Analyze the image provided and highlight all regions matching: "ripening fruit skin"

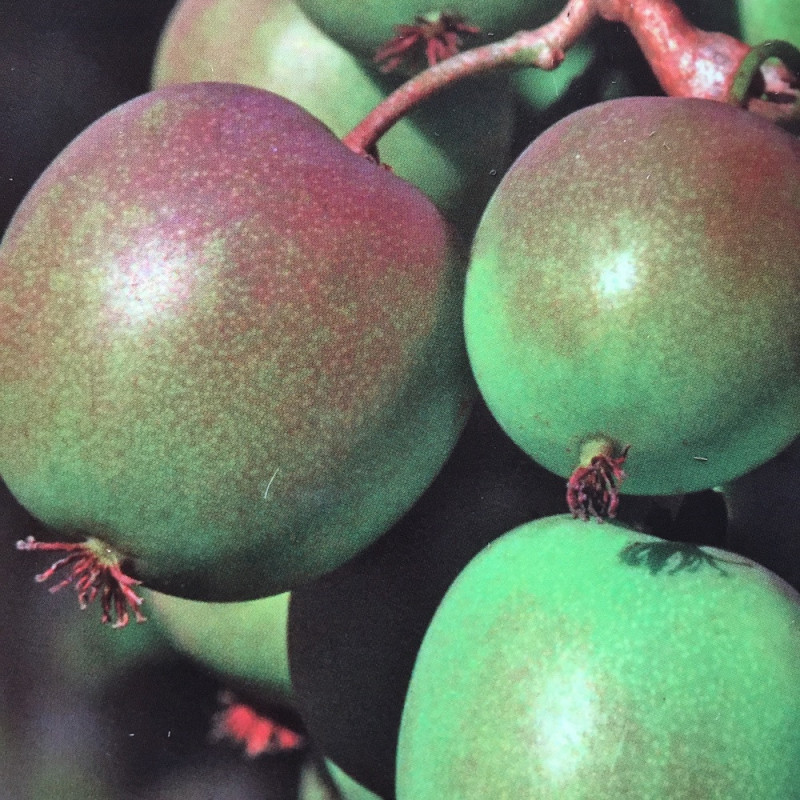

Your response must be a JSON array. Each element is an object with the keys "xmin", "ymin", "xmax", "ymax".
[
  {"xmin": 397, "ymin": 514, "xmax": 800, "ymax": 799},
  {"xmin": 287, "ymin": 399, "xmax": 719, "ymax": 799},
  {"xmin": 150, "ymin": 0, "xmax": 515, "ymax": 238},
  {"xmin": 0, "ymin": 82, "xmax": 472, "ymax": 601},
  {"xmin": 464, "ymin": 96, "xmax": 800, "ymax": 497},
  {"xmin": 293, "ymin": 0, "xmax": 564, "ymax": 65}
]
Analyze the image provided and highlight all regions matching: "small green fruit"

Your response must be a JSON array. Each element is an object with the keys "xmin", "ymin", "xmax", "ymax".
[
  {"xmin": 293, "ymin": 0, "xmax": 564, "ymax": 66},
  {"xmin": 397, "ymin": 514, "xmax": 800, "ymax": 798},
  {"xmin": 146, "ymin": 590, "xmax": 293, "ymax": 701}
]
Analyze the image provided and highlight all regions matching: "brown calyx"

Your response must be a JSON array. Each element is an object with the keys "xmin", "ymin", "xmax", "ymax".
[{"xmin": 566, "ymin": 443, "xmax": 631, "ymax": 521}]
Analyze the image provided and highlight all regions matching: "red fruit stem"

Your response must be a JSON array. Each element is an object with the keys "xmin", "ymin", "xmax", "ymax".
[
  {"xmin": 342, "ymin": 0, "xmax": 799, "ymax": 157},
  {"xmin": 15, "ymin": 535, "xmax": 146, "ymax": 627},
  {"xmin": 592, "ymin": 0, "xmax": 749, "ymax": 101},
  {"xmin": 343, "ymin": 0, "xmax": 592, "ymax": 155}
]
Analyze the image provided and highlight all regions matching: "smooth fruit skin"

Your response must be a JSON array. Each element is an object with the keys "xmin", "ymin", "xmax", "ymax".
[
  {"xmin": 288, "ymin": 401, "xmax": 726, "ymax": 799},
  {"xmin": 397, "ymin": 514, "xmax": 800, "ymax": 799},
  {"xmin": 0, "ymin": 82, "xmax": 472, "ymax": 600},
  {"xmin": 736, "ymin": 0, "xmax": 799, "ymax": 46},
  {"xmin": 145, "ymin": 590, "xmax": 293, "ymax": 701},
  {"xmin": 150, "ymin": 0, "xmax": 514, "ymax": 238},
  {"xmin": 293, "ymin": 0, "xmax": 564, "ymax": 66},
  {"xmin": 464, "ymin": 96, "xmax": 800, "ymax": 496}
]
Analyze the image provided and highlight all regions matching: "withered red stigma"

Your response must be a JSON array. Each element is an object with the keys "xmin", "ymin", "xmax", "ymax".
[
  {"xmin": 375, "ymin": 13, "xmax": 480, "ymax": 73},
  {"xmin": 16, "ymin": 536, "xmax": 146, "ymax": 627},
  {"xmin": 566, "ymin": 445, "xmax": 631, "ymax": 521}
]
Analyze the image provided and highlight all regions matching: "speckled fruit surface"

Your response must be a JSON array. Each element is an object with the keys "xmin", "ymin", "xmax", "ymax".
[
  {"xmin": 397, "ymin": 514, "xmax": 800, "ymax": 799},
  {"xmin": 0, "ymin": 82, "xmax": 472, "ymax": 600},
  {"xmin": 464, "ymin": 96, "xmax": 800, "ymax": 496},
  {"xmin": 150, "ymin": 0, "xmax": 514, "ymax": 238}
]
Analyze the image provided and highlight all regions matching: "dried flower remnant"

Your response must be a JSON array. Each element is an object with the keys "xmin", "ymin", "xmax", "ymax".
[
  {"xmin": 566, "ymin": 444, "xmax": 630, "ymax": 521},
  {"xmin": 15, "ymin": 536, "xmax": 146, "ymax": 627},
  {"xmin": 375, "ymin": 13, "xmax": 480, "ymax": 73}
]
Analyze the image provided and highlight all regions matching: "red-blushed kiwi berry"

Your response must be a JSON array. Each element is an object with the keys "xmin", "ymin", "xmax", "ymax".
[
  {"xmin": 150, "ymin": 0, "xmax": 515, "ymax": 240},
  {"xmin": 397, "ymin": 514, "xmax": 800, "ymax": 799},
  {"xmin": 464, "ymin": 96, "xmax": 800, "ymax": 518},
  {"xmin": 0, "ymin": 82, "xmax": 473, "ymax": 620}
]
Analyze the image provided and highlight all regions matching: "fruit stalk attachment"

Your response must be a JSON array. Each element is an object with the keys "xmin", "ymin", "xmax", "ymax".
[
  {"xmin": 566, "ymin": 440, "xmax": 630, "ymax": 521},
  {"xmin": 15, "ymin": 536, "xmax": 146, "ymax": 627},
  {"xmin": 727, "ymin": 39, "xmax": 800, "ymax": 129},
  {"xmin": 343, "ymin": 0, "xmax": 800, "ymax": 157}
]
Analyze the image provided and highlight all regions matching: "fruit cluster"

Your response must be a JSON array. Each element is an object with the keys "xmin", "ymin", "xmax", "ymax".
[{"xmin": 1, "ymin": 0, "xmax": 799, "ymax": 797}]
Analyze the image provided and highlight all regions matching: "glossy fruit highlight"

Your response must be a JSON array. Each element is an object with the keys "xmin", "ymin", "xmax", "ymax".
[
  {"xmin": 464, "ymin": 96, "xmax": 800, "ymax": 504},
  {"xmin": 288, "ymin": 399, "xmax": 719, "ymax": 798},
  {"xmin": 0, "ymin": 82, "xmax": 472, "ymax": 606},
  {"xmin": 397, "ymin": 514, "xmax": 800, "ymax": 798}
]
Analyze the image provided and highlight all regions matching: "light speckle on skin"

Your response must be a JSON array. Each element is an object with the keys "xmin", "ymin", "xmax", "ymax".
[
  {"xmin": 398, "ymin": 517, "xmax": 800, "ymax": 799},
  {"xmin": 262, "ymin": 468, "xmax": 279, "ymax": 501},
  {"xmin": 464, "ymin": 96, "xmax": 800, "ymax": 496},
  {"xmin": 0, "ymin": 82, "xmax": 472, "ymax": 600}
]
